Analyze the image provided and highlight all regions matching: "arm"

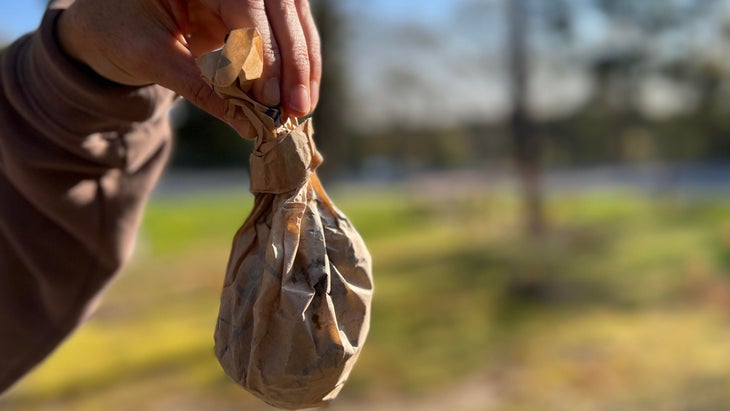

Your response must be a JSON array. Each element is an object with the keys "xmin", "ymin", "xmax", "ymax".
[
  {"xmin": 0, "ymin": 0, "xmax": 321, "ymax": 393},
  {"xmin": 0, "ymin": 7, "xmax": 176, "ymax": 392}
]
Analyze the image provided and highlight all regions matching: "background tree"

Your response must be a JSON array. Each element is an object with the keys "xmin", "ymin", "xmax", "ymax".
[
  {"xmin": 508, "ymin": 0, "xmax": 544, "ymax": 235},
  {"xmin": 310, "ymin": 0, "xmax": 350, "ymax": 182}
]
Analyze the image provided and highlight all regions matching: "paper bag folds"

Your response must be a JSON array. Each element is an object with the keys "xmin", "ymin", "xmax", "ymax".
[{"xmin": 197, "ymin": 29, "xmax": 374, "ymax": 410}]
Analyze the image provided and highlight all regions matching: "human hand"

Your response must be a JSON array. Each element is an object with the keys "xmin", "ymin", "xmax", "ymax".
[{"xmin": 56, "ymin": 0, "xmax": 321, "ymax": 122}]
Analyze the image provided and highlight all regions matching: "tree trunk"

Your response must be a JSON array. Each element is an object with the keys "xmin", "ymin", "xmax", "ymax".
[
  {"xmin": 508, "ymin": 0, "xmax": 544, "ymax": 235},
  {"xmin": 311, "ymin": 0, "xmax": 348, "ymax": 183}
]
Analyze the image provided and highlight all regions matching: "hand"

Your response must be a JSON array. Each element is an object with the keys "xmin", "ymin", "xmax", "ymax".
[{"xmin": 57, "ymin": 0, "xmax": 321, "ymax": 121}]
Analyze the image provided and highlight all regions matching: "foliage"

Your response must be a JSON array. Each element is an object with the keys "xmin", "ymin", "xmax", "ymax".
[
  {"xmin": 171, "ymin": 102, "xmax": 252, "ymax": 169},
  {"xmin": 169, "ymin": 1, "xmax": 730, "ymax": 175}
]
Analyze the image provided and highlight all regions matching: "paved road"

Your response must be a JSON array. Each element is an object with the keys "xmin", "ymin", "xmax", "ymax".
[{"xmin": 151, "ymin": 162, "xmax": 730, "ymax": 199}]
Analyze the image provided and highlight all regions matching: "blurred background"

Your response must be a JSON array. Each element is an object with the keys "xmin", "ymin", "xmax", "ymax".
[{"xmin": 3, "ymin": 0, "xmax": 730, "ymax": 410}]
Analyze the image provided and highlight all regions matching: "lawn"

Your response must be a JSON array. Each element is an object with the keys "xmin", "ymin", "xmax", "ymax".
[{"xmin": 2, "ymin": 183, "xmax": 730, "ymax": 410}]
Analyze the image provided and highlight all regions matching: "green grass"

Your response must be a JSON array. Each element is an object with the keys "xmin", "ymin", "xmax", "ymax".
[{"xmin": 2, "ymin": 186, "xmax": 730, "ymax": 410}]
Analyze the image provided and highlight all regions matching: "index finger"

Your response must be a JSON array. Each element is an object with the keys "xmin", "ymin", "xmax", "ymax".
[{"xmin": 202, "ymin": 0, "xmax": 283, "ymax": 107}]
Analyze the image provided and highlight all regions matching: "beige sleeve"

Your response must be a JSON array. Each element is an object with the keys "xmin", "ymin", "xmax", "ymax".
[{"xmin": 0, "ymin": 7, "xmax": 177, "ymax": 392}]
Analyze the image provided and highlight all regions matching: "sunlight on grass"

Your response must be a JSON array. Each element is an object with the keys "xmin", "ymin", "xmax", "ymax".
[
  {"xmin": 495, "ymin": 309, "xmax": 730, "ymax": 411},
  {"xmin": 2, "ymin": 187, "xmax": 730, "ymax": 410}
]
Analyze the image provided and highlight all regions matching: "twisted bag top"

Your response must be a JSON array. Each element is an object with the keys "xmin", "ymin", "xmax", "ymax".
[{"xmin": 196, "ymin": 29, "xmax": 374, "ymax": 410}]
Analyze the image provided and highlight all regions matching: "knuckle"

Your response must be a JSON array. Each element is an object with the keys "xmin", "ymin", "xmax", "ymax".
[
  {"xmin": 286, "ymin": 31, "xmax": 310, "ymax": 71},
  {"xmin": 309, "ymin": 41, "xmax": 322, "ymax": 69},
  {"xmin": 295, "ymin": 0, "xmax": 311, "ymax": 12},
  {"xmin": 241, "ymin": 0, "xmax": 268, "ymax": 27},
  {"xmin": 275, "ymin": 0, "xmax": 297, "ymax": 15},
  {"xmin": 309, "ymin": 34, "xmax": 321, "ymax": 54},
  {"xmin": 262, "ymin": 44, "xmax": 281, "ymax": 71},
  {"xmin": 245, "ymin": 0, "xmax": 266, "ymax": 13},
  {"xmin": 291, "ymin": 46, "xmax": 310, "ymax": 72}
]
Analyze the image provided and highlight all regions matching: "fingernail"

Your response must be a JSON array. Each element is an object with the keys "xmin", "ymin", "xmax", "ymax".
[
  {"xmin": 310, "ymin": 80, "xmax": 320, "ymax": 110},
  {"xmin": 263, "ymin": 78, "xmax": 280, "ymax": 107},
  {"xmin": 289, "ymin": 84, "xmax": 310, "ymax": 115}
]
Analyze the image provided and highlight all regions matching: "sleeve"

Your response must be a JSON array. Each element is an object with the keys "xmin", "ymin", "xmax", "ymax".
[{"xmin": 0, "ymin": 7, "xmax": 178, "ymax": 393}]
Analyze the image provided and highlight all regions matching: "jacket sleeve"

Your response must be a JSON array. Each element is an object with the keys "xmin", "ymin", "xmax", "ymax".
[{"xmin": 0, "ymin": 7, "xmax": 177, "ymax": 393}]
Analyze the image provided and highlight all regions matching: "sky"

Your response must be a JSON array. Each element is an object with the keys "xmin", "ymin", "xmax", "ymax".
[
  {"xmin": 0, "ymin": 2, "xmax": 45, "ymax": 41},
  {"xmin": 0, "ymin": 0, "xmax": 451, "ymax": 41},
  {"xmin": 0, "ymin": 0, "xmax": 648, "ymax": 127},
  {"xmin": 0, "ymin": 0, "xmax": 476, "ymax": 128},
  {"xmin": 3, "ymin": 1, "xmax": 728, "ymax": 129}
]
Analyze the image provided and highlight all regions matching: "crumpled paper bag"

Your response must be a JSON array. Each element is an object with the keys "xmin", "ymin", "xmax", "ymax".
[{"xmin": 196, "ymin": 29, "xmax": 374, "ymax": 410}]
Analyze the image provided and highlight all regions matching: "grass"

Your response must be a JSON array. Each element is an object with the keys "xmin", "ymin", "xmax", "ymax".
[{"xmin": 2, "ymin": 184, "xmax": 730, "ymax": 410}]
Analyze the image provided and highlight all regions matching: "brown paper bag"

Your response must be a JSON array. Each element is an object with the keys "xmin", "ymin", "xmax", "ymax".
[{"xmin": 197, "ymin": 29, "xmax": 374, "ymax": 410}]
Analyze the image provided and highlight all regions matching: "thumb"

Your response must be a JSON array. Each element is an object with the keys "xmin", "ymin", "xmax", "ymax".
[
  {"xmin": 155, "ymin": 42, "xmax": 227, "ymax": 121},
  {"xmin": 155, "ymin": 42, "xmax": 257, "ymax": 137}
]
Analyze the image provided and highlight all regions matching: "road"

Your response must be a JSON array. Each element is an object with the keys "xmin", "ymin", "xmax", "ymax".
[{"xmin": 152, "ymin": 162, "xmax": 730, "ymax": 199}]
